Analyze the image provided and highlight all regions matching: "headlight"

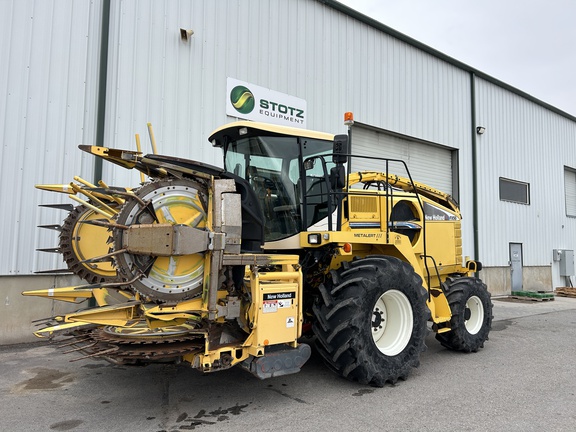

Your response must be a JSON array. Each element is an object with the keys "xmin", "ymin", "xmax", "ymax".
[{"xmin": 308, "ymin": 234, "xmax": 321, "ymax": 244}]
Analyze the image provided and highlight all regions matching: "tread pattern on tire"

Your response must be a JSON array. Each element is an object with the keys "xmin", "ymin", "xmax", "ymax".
[
  {"xmin": 435, "ymin": 276, "xmax": 493, "ymax": 353},
  {"xmin": 312, "ymin": 255, "xmax": 429, "ymax": 387}
]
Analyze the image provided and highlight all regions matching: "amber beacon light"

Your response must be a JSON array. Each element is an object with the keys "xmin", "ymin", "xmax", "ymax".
[{"xmin": 344, "ymin": 112, "xmax": 354, "ymax": 126}]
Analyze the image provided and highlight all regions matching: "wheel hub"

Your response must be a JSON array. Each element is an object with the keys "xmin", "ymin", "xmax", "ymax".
[{"xmin": 372, "ymin": 308, "xmax": 385, "ymax": 328}]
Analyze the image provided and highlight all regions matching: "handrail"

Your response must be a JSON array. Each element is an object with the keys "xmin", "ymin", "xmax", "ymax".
[{"xmin": 301, "ymin": 152, "xmax": 450, "ymax": 286}]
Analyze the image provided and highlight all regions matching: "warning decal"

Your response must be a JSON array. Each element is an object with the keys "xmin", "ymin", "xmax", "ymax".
[
  {"xmin": 263, "ymin": 301, "xmax": 278, "ymax": 313},
  {"xmin": 278, "ymin": 299, "xmax": 292, "ymax": 308}
]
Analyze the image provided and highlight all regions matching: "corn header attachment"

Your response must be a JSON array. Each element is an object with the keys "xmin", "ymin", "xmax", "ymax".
[
  {"xmin": 26, "ymin": 143, "xmax": 310, "ymax": 378},
  {"xmin": 26, "ymin": 121, "xmax": 492, "ymax": 386}
]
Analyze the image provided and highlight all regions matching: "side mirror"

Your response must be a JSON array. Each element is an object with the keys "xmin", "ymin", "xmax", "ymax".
[
  {"xmin": 333, "ymin": 134, "xmax": 349, "ymax": 164},
  {"xmin": 303, "ymin": 157, "xmax": 316, "ymax": 171}
]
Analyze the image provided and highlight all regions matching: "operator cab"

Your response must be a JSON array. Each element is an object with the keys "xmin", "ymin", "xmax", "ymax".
[{"xmin": 209, "ymin": 122, "xmax": 339, "ymax": 244}]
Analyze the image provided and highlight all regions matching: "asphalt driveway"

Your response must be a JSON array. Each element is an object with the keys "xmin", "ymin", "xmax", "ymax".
[{"xmin": 1, "ymin": 296, "xmax": 575, "ymax": 432}]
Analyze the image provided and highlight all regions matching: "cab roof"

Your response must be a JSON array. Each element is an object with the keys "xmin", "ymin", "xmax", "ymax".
[{"xmin": 208, "ymin": 121, "xmax": 335, "ymax": 148}]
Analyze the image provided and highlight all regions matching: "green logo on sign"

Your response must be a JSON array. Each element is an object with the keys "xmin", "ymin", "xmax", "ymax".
[{"xmin": 230, "ymin": 86, "xmax": 255, "ymax": 114}]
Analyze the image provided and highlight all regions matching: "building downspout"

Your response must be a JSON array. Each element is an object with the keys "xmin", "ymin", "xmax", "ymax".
[
  {"xmin": 470, "ymin": 72, "xmax": 480, "ymax": 262},
  {"xmin": 89, "ymin": 0, "xmax": 111, "ymax": 307},
  {"xmin": 94, "ymin": 0, "xmax": 111, "ymax": 183}
]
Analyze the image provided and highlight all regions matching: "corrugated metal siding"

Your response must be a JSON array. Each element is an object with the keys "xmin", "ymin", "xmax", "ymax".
[
  {"xmin": 100, "ymin": 0, "xmax": 473, "ymax": 184},
  {"xmin": 0, "ymin": 0, "xmax": 102, "ymax": 274},
  {"xmin": 8, "ymin": 0, "xmax": 576, "ymax": 275},
  {"xmin": 102, "ymin": 0, "xmax": 230, "ymax": 186},
  {"xmin": 1, "ymin": 0, "xmax": 479, "ymax": 274},
  {"xmin": 98, "ymin": 0, "xmax": 476, "ymax": 256},
  {"xmin": 475, "ymin": 77, "xmax": 576, "ymax": 266}
]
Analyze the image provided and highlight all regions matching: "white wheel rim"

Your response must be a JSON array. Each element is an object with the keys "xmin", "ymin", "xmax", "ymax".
[
  {"xmin": 465, "ymin": 295, "xmax": 484, "ymax": 335},
  {"xmin": 371, "ymin": 289, "xmax": 413, "ymax": 356}
]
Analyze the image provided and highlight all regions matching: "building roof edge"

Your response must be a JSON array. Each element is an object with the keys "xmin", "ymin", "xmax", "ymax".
[{"xmin": 319, "ymin": 0, "xmax": 576, "ymax": 123}]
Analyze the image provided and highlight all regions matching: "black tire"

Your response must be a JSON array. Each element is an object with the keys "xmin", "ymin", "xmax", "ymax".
[
  {"xmin": 435, "ymin": 276, "xmax": 493, "ymax": 353},
  {"xmin": 312, "ymin": 255, "xmax": 429, "ymax": 387}
]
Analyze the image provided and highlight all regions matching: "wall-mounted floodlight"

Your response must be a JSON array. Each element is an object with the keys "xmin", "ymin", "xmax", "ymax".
[
  {"xmin": 476, "ymin": 126, "xmax": 486, "ymax": 135},
  {"xmin": 180, "ymin": 28, "xmax": 194, "ymax": 42}
]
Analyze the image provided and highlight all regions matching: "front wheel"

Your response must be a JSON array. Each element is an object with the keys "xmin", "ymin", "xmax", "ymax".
[
  {"xmin": 435, "ymin": 276, "xmax": 493, "ymax": 352},
  {"xmin": 312, "ymin": 255, "xmax": 429, "ymax": 387}
]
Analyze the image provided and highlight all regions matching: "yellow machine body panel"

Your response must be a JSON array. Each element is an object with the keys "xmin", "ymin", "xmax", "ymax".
[{"xmin": 250, "ymin": 275, "xmax": 301, "ymax": 348}]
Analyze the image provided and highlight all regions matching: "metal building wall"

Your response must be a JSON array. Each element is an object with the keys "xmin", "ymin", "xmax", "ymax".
[
  {"xmin": 100, "ymin": 0, "xmax": 476, "ymax": 254},
  {"xmin": 102, "ymin": 0, "xmax": 473, "ymax": 157},
  {"xmin": 0, "ymin": 0, "xmax": 481, "ymax": 275},
  {"xmin": 0, "ymin": 0, "xmax": 103, "ymax": 275},
  {"xmin": 475, "ymin": 77, "xmax": 576, "ymax": 266}
]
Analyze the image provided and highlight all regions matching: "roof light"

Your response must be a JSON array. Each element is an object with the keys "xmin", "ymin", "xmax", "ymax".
[
  {"xmin": 239, "ymin": 127, "xmax": 248, "ymax": 135},
  {"xmin": 344, "ymin": 112, "xmax": 354, "ymax": 126}
]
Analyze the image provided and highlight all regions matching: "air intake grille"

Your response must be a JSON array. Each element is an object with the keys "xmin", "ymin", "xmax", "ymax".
[{"xmin": 350, "ymin": 196, "xmax": 378, "ymax": 213}]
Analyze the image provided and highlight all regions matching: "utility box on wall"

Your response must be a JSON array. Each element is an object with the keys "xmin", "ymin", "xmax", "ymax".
[{"xmin": 555, "ymin": 249, "xmax": 575, "ymax": 276}]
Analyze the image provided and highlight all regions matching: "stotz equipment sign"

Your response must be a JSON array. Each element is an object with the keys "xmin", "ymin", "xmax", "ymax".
[{"xmin": 226, "ymin": 78, "xmax": 307, "ymax": 128}]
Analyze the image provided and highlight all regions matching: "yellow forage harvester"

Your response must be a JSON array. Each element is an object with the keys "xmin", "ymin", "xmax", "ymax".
[{"xmin": 25, "ymin": 119, "xmax": 493, "ymax": 386}]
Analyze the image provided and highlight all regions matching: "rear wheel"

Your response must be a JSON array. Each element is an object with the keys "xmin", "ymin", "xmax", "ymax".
[
  {"xmin": 435, "ymin": 277, "xmax": 493, "ymax": 352},
  {"xmin": 312, "ymin": 255, "xmax": 429, "ymax": 387}
]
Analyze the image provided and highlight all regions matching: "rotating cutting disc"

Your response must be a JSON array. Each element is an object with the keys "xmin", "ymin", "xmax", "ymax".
[
  {"xmin": 114, "ymin": 179, "xmax": 208, "ymax": 302},
  {"xmin": 59, "ymin": 205, "xmax": 119, "ymax": 283}
]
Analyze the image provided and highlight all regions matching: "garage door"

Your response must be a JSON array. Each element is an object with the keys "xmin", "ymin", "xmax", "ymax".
[{"xmin": 350, "ymin": 126, "xmax": 454, "ymax": 196}]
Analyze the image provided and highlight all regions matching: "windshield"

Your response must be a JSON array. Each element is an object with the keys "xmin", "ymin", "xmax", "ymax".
[{"xmin": 224, "ymin": 135, "xmax": 333, "ymax": 242}]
